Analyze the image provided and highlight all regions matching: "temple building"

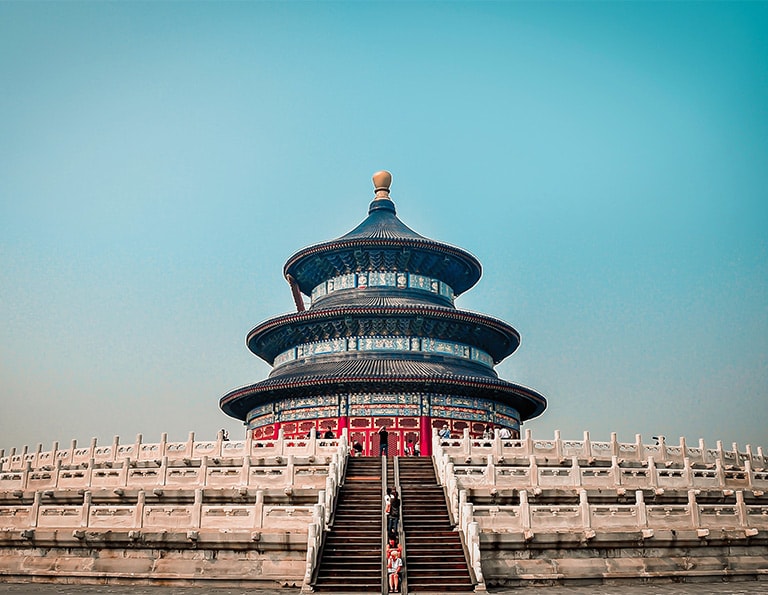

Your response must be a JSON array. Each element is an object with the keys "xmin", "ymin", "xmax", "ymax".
[{"xmin": 220, "ymin": 171, "xmax": 547, "ymax": 456}]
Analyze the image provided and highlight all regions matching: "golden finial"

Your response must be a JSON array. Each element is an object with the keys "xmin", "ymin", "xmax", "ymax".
[{"xmin": 372, "ymin": 170, "xmax": 392, "ymax": 198}]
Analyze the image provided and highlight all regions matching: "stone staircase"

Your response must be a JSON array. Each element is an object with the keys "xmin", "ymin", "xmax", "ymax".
[
  {"xmin": 398, "ymin": 457, "xmax": 475, "ymax": 593},
  {"xmin": 312, "ymin": 456, "xmax": 384, "ymax": 593}
]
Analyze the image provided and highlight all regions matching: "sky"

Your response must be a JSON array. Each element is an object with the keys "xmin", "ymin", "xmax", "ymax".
[{"xmin": 1, "ymin": 1, "xmax": 766, "ymax": 456}]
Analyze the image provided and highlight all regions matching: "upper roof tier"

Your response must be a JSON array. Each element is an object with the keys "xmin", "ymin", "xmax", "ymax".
[{"xmin": 283, "ymin": 171, "xmax": 482, "ymax": 298}]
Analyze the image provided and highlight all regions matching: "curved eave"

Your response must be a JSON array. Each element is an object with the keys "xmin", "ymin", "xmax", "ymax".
[
  {"xmin": 283, "ymin": 237, "xmax": 482, "ymax": 296},
  {"xmin": 246, "ymin": 305, "xmax": 521, "ymax": 364},
  {"xmin": 219, "ymin": 376, "xmax": 547, "ymax": 422}
]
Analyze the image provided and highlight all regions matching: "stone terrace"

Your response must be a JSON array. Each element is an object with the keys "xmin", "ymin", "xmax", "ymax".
[
  {"xmin": 433, "ymin": 430, "xmax": 768, "ymax": 588},
  {"xmin": 0, "ymin": 431, "xmax": 347, "ymax": 589}
]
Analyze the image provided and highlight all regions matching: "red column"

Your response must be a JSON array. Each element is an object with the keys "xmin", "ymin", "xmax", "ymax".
[
  {"xmin": 337, "ymin": 416, "xmax": 349, "ymax": 442},
  {"xmin": 419, "ymin": 416, "xmax": 431, "ymax": 457}
]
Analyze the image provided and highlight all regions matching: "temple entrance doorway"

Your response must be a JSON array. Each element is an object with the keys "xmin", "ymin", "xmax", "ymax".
[{"xmin": 347, "ymin": 416, "xmax": 423, "ymax": 456}]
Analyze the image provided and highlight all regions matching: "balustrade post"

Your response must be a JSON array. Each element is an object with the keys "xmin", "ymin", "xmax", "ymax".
[
  {"xmin": 245, "ymin": 426, "xmax": 253, "ymax": 456},
  {"xmin": 30, "ymin": 491, "xmax": 41, "ymax": 528},
  {"xmin": 53, "ymin": 459, "xmax": 62, "ymax": 489},
  {"xmin": 21, "ymin": 462, "xmax": 31, "ymax": 490},
  {"xmin": 241, "ymin": 453, "xmax": 251, "ymax": 485},
  {"xmin": 700, "ymin": 438, "xmax": 709, "ymax": 465},
  {"xmin": 462, "ymin": 502, "xmax": 474, "ymax": 536},
  {"xmin": 186, "ymin": 432, "xmax": 195, "ymax": 458},
  {"xmin": 89, "ymin": 437, "xmax": 97, "ymax": 462},
  {"xmin": 463, "ymin": 428, "xmax": 471, "ymax": 457},
  {"xmin": 278, "ymin": 427, "xmax": 286, "ymax": 456},
  {"xmin": 658, "ymin": 435, "xmax": 667, "ymax": 462},
  {"xmin": 715, "ymin": 440, "xmax": 725, "ymax": 467},
  {"xmin": 529, "ymin": 455, "xmax": 539, "ymax": 490},
  {"xmin": 736, "ymin": 490, "xmax": 748, "ymax": 528},
  {"xmin": 554, "ymin": 429, "xmax": 563, "ymax": 460},
  {"xmin": 611, "ymin": 456, "xmax": 620, "ymax": 487},
  {"xmin": 583, "ymin": 431, "xmax": 592, "ymax": 459},
  {"xmin": 647, "ymin": 456, "xmax": 658, "ymax": 489},
  {"xmin": 688, "ymin": 489, "xmax": 700, "ymax": 528},
  {"xmin": 746, "ymin": 444, "xmax": 755, "ymax": 467},
  {"xmin": 715, "ymin": 459, "xmax": 725, "ymax": 488},
  {"xmin": 442, "ymin": 452, "xmax": 451, "ymax": 483},
  {"xmin": 579, "ymin": 489, "xmax": 591, "ymax": 529},
  {"xmin": 68, "ymin": 439, "xmax": 77, "ymax": 466},
  {"xmin": 134, "ymin": 434, "xmax": 143, "ymax": 461},
  {"xmin": 486, "ymin": 457, "xmax": 496, "ymax": 488},
  {"xmin": 304, "ymin": 522, "xmax": 318, "ymax": 589},
  {"xmin": 135, "ymin": 490, "xmax": 145, "ymax": 528},
  {"xmin": 745, "ymin": 460, "xmax": 754, "ymax": 490},
  {"xmin": 571, "ymin": 456, "xmax": 581, "ymax": 487},
  {"xmin": 683, "ymin": 457, "xmax": 692, "ymax": 486},
  {"xmin": 81, "ymin": 491, "xmax": 92, "ymax": 528},
  {"xmin": 192, "ymin": 489, "xmax": 202, "ymax": 528},
  {"xmin": 199, "ymin": 456, "xmax": 207, "ymax": 488},
  {"xmin": 610, "ymin": 432, "xmax": 619, "ymax": 458},
  {"xmin": 50, "ymin": 441, "xmax": 59, "ymax": 469},
  {"xmin": 160, "ymin": 433, "xmax": 168, "ymax": 459},
  {"xmin": 86, "ymin": 457, "xmax": 95, "ymax": 487},
  {"xmin": 732, "ymin": 442, "xmax": 742, "ymax": 467},
  {"xmin": 216, "ymin": 429, "xmax": 225, "ymax": 457},
  {"xmin": 120, "ymin": 457, "xmax": 130, "ymax": 487},
  {"xmin": 160, "ymin": 456, "xmax": 169, "ymax": 487},
  {"xmin": 287, "ymin": 454, "xmax": 296, "ymax": 488},
  {"xmin": 679, "ymin": 436, "xmax": 687, "ymax": 461},
  {"xmin": 519, "ymin": 490, "xmax": 531, "ymax": 530},
  {"xmin": 636, "ymin": 490, "xmax": 647, "ymax": 528},
  {"xmin": 467, "ymin": 521, "xmax": 486, "ymax": 590},
  {"xmin": 32, "ymin": 443, "xmax": 42, "ymax": 469},
  {"xmin": 459, "ymin": 489, "xmax": 468, "ymax": 530},
  {"xmin": 636, "ymin": 434, "xmax": 644, "ymax": 462},
  {"xmin": 111, "ymin": 435, "xmax": 119, "ymax": 464},
  {"xmin": 324, "ymin": 476, "xmax": 335, "ymax": 525},
  {"xmin": 524, "ymin": 428, "xmax": 533, "ymax": 457},
  {"xmin": 493, "ymin": 428, "xmax": 502, "ymax": 459},
  {"xmin": 253, "ymin": 489, "xmax": 264, "ymax": 528}
]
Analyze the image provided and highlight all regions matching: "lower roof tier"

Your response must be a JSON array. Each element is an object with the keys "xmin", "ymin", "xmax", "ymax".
[{"xmin": 219, "ymin": 356, "xmax": 547, "ymax": 422}]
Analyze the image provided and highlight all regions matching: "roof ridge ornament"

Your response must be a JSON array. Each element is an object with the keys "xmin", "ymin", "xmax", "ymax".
[
  {"xmin": 369, "ymin": 170, "xmax": 396, "ymax": 214},
  {"xmin": 372, "ymin": 170, "xmax": 392, "ymax": 198}
]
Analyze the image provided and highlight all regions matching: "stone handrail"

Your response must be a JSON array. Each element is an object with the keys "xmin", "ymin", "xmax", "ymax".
[
  {"xmin": 0, "ymin": 428, "xmax": 348, "ymax": 473},
  {"xmin": 0, "ymin": 487, "xmax": 326, "ymax": 533},
  {"xmin": 433, "ymin": 428, "xmax": 765, "ymax": 471},
  {"xmin": 448, "ymin": 455, "xmax": 768, "ymax": 492},
  {"xmin": 458, "ymin": 487, "xmax": 767, "ymax": 539},
  {"xmin": 0, "ymin": 454, "xmax": 339, "ymax": 493}
]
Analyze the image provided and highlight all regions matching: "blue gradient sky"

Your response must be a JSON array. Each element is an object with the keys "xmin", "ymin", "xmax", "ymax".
[{"xmin": 1, "ymin": 2, "xmax": 766, "ymax": 453}]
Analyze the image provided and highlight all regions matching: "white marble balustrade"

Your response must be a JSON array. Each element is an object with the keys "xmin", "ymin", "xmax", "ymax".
[
  {"xmin": 0, "ymin": 428, "xmax": 347, "ymax": 472},
  {"xmin": 459, "ymin": 488, "xmax": 768, "ymax": 538}
]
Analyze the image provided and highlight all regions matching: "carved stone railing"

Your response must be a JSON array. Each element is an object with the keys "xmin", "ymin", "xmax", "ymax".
[
  {"xmin": 457, "ymin": 487, "xmax": 768, "ymax": 540},
  {"xmin": 0, "ymin": 430, "xmax": 349, "ymax": 542},
  {"xmin": 433, "ymin": 428, "xmax": 765, "ymax": 473},
  {"xmin": 0, "ymin": 486, "xmax": 327, "ymax": 533},
  {"xmin": 0, "ymin": 428, "xmax": 348, "ymax": 473},
  {"xmin": 433, "ymin": 428, "xmax": 767, "ymax": 547}
]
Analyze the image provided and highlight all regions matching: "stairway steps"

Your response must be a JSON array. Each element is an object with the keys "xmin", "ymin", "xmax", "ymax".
[
  {"xmin": 312, "ymin": 456, "xmax": 384, "ymax": 593},
  {"xmin": 398, "ymin": 457, "xmax": 475, "ymax": 593}
]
